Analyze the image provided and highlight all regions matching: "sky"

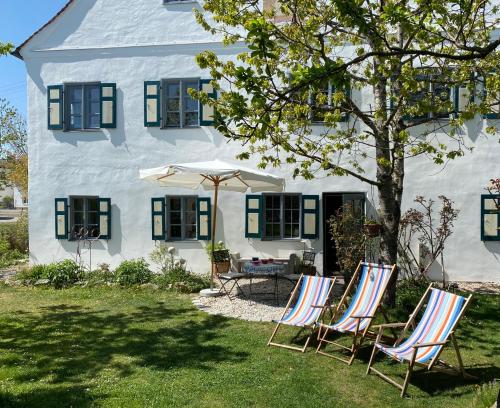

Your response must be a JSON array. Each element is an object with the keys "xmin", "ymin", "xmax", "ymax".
[{"xmin": 0, "ymin": 0, "xmax": 68, "ymax": 117}]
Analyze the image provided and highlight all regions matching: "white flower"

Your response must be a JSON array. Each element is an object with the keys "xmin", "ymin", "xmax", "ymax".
[
  {"xmin": 179, "ymin": 258, "xmax": 186, "ymax": 265},
  {"xmin": 174, "ymin": 260, "xmax": 180, "ymax": 267},
  {"xmin": 218, "ymin": 241, "xmax": 224, "ymax": 246},
  {"xmin": 167, "ymin": 247, "xmax": 175, "ymax": 254}
]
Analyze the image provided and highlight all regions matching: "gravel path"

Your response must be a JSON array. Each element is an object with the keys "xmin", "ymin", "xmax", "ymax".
[{"xmin": 193, "ymin": 277, "xmax": 500, "ymax": 322}]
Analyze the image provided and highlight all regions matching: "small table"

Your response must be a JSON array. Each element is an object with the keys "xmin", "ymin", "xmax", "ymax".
[{"xmin": 242, "ymin": 261, "xmax": 289, "ymax": 304}]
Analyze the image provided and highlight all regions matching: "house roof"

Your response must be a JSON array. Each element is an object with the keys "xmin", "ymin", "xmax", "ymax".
[{"xmin": 12, "ymin": 0, "xmax": 75, "ymax": 60}]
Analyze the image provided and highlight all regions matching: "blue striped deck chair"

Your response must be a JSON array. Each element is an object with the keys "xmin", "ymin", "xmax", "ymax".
[
  {"xmin": 366, "ymin": 284, "xmax": 473, "ymax": 397},
  {"xmin": 268, "ymin": 274, "xmax": 336, "ymax": 352},
  {"xmin": 316, "ymin": 261, "xmax": 396, "ymax": 364}
]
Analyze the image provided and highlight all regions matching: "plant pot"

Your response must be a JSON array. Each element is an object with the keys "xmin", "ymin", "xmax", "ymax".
[
  {"xmin": 364, "ymin": 223, "xmax": 381, "ymax": 238},
  {"xmin": 212, "ymin": 261, "xmax": 230, "ymax": 275}
]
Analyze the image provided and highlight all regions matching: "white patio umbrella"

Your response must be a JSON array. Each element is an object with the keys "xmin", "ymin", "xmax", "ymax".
[{"xmin": 139, "ymin": 159, "xmax": 285, "ymax": 295}]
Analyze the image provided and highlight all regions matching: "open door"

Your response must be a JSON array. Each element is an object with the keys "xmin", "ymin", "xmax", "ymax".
[{"xmin": 322, "ymin": 193, "xmax": 365, "ymax": 276}]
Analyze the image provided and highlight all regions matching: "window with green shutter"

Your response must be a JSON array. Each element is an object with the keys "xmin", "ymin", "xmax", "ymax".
[
  {"xmin": 245, "ymin": 195, "xmax": 262, "ymax": 238},
  {"xmin": 301, "ymin": 195, "xmax": 320, "ymax": 239},
  {"xmin": 481, "ymin": 194, "xmax": 500, "ymax": 241},
  {"xmin": 197, "ymin": 197, "xmax": 212, "ymax": 241}
]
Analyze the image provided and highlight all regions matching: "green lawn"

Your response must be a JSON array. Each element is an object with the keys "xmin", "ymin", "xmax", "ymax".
[{"xmin": 0, "ymin": 285, "xmax": 497, "ymax": 407}]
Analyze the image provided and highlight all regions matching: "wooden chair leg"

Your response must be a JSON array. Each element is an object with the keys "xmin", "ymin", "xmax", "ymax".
[
  {"xmin": 316, "ymin": 326, "xmax": 329, "ymax": 353},
  {"xmin": 451, "ymin": 334, "xmax": 465, "ymax": 377},
  {"xmin": 401, "ymin": 349, "xmax": 417, "ymax": 398},
  {"xmin": 268, "ymin": 323, "xmax": 281, "ymax": 346},
  {"xmin": 366, "ymin": 344, "xmax": 379, "ymax": 374}
]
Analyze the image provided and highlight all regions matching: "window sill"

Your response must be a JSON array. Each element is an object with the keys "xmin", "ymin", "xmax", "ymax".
[
  {"xmin": 63, "ymin": 129, "xmax": 103, "ymax": 133},
  {"xmin": 161, "ymin": 126, "xmax": 201, "ymax": 130},
  {"xmin": 260, "ymin": 238, "xmax": 303, "ymax": 242}
]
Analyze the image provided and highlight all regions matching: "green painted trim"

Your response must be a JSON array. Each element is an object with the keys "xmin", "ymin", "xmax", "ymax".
[
  {"xmin": 196, "ymin": 197, "xmax": 211, "ymax": 241},
  {"xmin": 55, "ymin": 198, "xmax": 68, "ymax": 239},
  {"xmin": 100, "ymin": 83, "xmax": 117, "ymax": 128},
  {"xmin": 481, "ymin": 194, "xmax": 500, "ymax": 241},
  {"xmin": 144, "ymin": 81, "xmax": 161, "ymax": 127},
  {"xmin": 199, "ymin": 79, "xmax": 217, "ymax": 126},
  {"xmin": 48, "ymin": 85, "xmax": 64, "ymax": 130},
  {"xmin": 98, "ymin": 197, "xmax": 112, "ymax": 240},
  {"xmin": 301, "ymin": 195, "xmax": 320, "ymax": 240},
  {"xmin": 245, "ymin": 195, "xmax": 262, "ymax": 239},
  {"xmin": 151, "ymin": 197, "xmax": 166, "ymax": 240}
]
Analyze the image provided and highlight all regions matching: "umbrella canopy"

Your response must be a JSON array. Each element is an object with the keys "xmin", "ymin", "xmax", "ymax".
[{"xmin": 139, "ymin": 159, "xmax": 285, "ymax": 192}]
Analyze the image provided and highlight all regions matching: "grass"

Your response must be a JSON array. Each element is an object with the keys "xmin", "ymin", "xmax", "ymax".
[{"xmin": 0, "ymin": 285, "xmax": 497, "ymax": 407}]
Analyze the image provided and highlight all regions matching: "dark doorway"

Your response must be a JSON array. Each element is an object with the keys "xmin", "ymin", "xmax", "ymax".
[{"xmin": 322, "ymin": 192, "xmax": 365, "ymax": 276}]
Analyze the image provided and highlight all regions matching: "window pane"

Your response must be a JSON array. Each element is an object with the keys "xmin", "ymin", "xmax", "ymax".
[
  {"xmin": 185, "ymin": 197, "xmax": 196, "ymax": 211},
  {"xmin": 69, "ymin": 86, "xmax": 83, "ymax": 103},
  {"xmin": 170, "ymin": 225, "xmax": 182, "ymax": 239},
  {"xmin": 185, "ymin": 211, "xmax": 196, "ymax": 225},
  {"xmin": 167, "ymin": 98, "xmax": 180, "ymax": 111},
  {"xmin": 185, "ymin": 225, "xmax": 196, "ymax": 239},
  {"xmin": 290, "ymin": 195, "xmax": 300, "ymax": 209},
  {"xmin": 74, "ymin": 212, "xmax": 84, "ymax": 225},
  {"xmin": 166, "ymin": 112, "xmax": 180, "ymax": 127},
  {"xmin": 273, "ymin": 196, "xmax": 281, "ymax": 209},
  {"xmin": 73, "ymin": 198, "xmax": 84, "ymax": 211},
  {"xmin": 88, "ymin": 198, "xmax": 98, "ymax": 212},
  {"xmin": 167, "ymin": 83, "xmax": 180, "ymax": 97},
  {"xmin": 292, "ymin": 210, "xmax": 300, "ymax": 223},
  {"xmin": 184, "ymin": 112, "xmax": 198, "ymax": 127},
  {"xmin": 89, "ymin": 226, "xmax": 100, "ymax": 238},
  {"xmin": 265, "ymin": 195, "xmax": 273, "ymax": 209},
  {"xmin": 87, "ymin": 85, "xmax": 100, "ymax": 101},
  {"xmin": 87, "ymin": 212, "xmax": 98, "ymax": 225},
  {"xmin": 265, "ymin": 224, "xmax": 272, "ymax": 237},
  {"xmin": 71, "ymin": 115, "xmax": 82, "ymax": 129},
  {"xmin": 170, "ymin": 211, "xmax": 181, "ymax": 224},
  {"xmin": 170, "ymin": 198, "xmax": 181, "ymax": 211},
  {"xmin": 285, "ymin": 211, "xmax": 291, "ymax": 223},
  {"xmin": 292, "ymin": 224, "xmax": 300, "ymax": 238},
  {"xmin": 272, "ymin": 224, "xmax": 281, "ymax": 238},
  {"xmin": 284, "ymin": 224, "xmax": 291, "ymax": 237}
]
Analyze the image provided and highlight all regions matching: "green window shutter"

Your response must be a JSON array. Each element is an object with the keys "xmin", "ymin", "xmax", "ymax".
[
  {"xmin": 481, "ymin": 194, "xmax": 500, "ymax": 241},
  {"xmin": 55, "ymin": 198, "xmax": 68, "ymax": 239},
  {"xmin": 98, "ymin": 198, "xmax": 112, "ymax": 239},
  {"xmin": 48, "ymin": 85, "xmax": 64, "ymax": 130},
  {"xmin": 151, "ymin": 197, "xmax": 166, "ymax": 240},
  {"xmin": 199, "ymin": 79, "xmax": 217, "ymax": 126},
  {"xmin": 100, "ymin": 83, "xmax": 117, "ymax": 128},
  {"xmin": 245, "ymin": 195, "xmax": 262, "ymax": 238},
  {"xmin": 301, "ymin": 195, "xmax": 320, "ymax": 239},
  {"xmin": 197, "ymin": 197, "xmax": 212, "ymax": 240},
  {"xmin": 144, "ymin": 81, "xmax": 161, "ymax": 127}
]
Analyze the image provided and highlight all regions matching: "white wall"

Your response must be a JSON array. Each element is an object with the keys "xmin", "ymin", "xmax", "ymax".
[{"xmin": 20, "ymin": 0, "xmax": 500, "ymax": 281}]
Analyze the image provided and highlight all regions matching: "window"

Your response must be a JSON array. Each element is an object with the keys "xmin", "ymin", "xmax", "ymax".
[
  {"xmin": 65, "ymin": 83, "xmax": 101, "ymax": 130},
  {"xmin": 263, "ymin": 193, "xmax": 301, "ymax": 240},
  {"xmin": 166, "ymin": 196, "xmax": 197, "ymax": 240},
  {"xmin": 310, "ymin": 80, "xmax": 349, "ymax": 123},
  {"xmin": 406, "ymin": 73, "xmax": 453, "ymax": 121},
  {"xmin": 70, "ymin": 196, "xmax": 100, "ymax": 238},
  {"xmin": 163, "ymin": 79, "xmax": 199, "ymax": 128}
]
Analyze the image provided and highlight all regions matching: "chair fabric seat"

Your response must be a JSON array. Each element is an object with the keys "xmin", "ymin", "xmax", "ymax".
[
  {"xmin": 376, "ymin": 288, "xmax": 466, "ymax": 364},
  {"xmin": 319, "ymin": 263, "xmax": 393, "ymax": 334}
]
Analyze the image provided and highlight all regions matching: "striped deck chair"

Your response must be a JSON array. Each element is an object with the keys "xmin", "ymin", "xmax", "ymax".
[
  {"xmin": 366, "ymin": 284, "xmax": 473, "ymax": 397},
  {"xmin": 316, "ymin": 261, "xmax": 396, "ymax": 364},
  {"xmin": 268, "ymin": 274, "xmax": 336, "ymax": 352}
]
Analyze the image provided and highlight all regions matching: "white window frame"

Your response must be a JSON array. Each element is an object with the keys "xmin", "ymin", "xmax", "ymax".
[
  {"xmin": 262, "ymin": 193, "xmax": 302, "ymax": 241},
  {"xmin": 162, "ymin": 78, "xmax": 200, "ymax": 128},
  {"xmin": 165, "ymin": 195, "xmax": 198, "ymax": 241}
]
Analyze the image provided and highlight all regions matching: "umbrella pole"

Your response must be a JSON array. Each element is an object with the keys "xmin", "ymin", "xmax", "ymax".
[{"xmin": 210, "ymin": 178, "xmax": 220, "ymax": 291}]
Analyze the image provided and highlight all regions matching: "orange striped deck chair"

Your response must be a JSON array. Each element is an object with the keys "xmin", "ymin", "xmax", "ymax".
[
  {"xmin": 268, "ymin": 274, "xmax": 336, "ymax": 352},
  {"xmin": 316, "ymin": 261, "xmax": 396, "ymax": 364},
  {"xmin": 366, "ymin": 284, "xmax": 473, "ymax": 397}
]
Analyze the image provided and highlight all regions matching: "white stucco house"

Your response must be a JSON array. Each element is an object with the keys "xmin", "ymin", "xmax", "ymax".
[{"xmin": 13, "ymin": 0, "xmax": 500, "ymax": 282}]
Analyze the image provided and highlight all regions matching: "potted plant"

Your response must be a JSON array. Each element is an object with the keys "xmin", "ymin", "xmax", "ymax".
[
  {"xmin": 363, "ymin": 218, "xmax": 382, "ymax": 238},
  {"xmin": 206, "ymin": 241, "xmax": 231, "ymax": 275}
]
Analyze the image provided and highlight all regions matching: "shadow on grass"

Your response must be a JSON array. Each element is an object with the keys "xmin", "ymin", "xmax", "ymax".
[{"xmin": 0, "ymin": 300, "xmax": 248, "ymax": 406}]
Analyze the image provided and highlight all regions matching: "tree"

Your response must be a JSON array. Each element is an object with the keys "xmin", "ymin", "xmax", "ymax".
[
  {"xmin": 0, "ymin": 42, "xmax": 13, "ymax": 56},
  {"xmin": 195, "ymin": 0, "xmax": 499, "ymax": 303},
  {"xmin": 0, "ymin": 99, "xmax": 28, "ymax": 198}
]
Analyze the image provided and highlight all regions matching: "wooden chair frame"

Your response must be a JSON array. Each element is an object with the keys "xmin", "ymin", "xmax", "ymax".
[
  {"xmin": 213, "ymin": 250, "xmax": 246, "ymax": 301},
  {"xmin": 268, "ymin": 274, "xmax": 336, "ymax": 353},
  {"xmin": 366, "ymin": 284, "xmax": 473, "ymax": 397},
  {"xmin": 316, "ymin": 261, "xmax": 397, "ymax": 365}
]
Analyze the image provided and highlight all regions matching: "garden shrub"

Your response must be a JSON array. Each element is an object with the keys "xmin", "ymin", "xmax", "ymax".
[
  {"xmin": 46, "ymin": 260, "xmax": 82, "ymax": 288},
  {"xmin": 154, "ymin": 267, "xmax": 210, "ymax": 293},
  {"xmin": 84, "ymin": 263, "xmax": 115, "ymax": 286},
  {"xmin": 0, "ymin": 238, "xmax": 23, "ymax": 268},
  {"xmin": 395, "ymin": 277, "xmax": 430, "ymax": 318},
  {"xmin": 16, "ymin": 264, "xmax": 51, "ymax": 283},
  {"xmin": 115, "ymin": 258, "xmax": 152, "ymax": 286}
]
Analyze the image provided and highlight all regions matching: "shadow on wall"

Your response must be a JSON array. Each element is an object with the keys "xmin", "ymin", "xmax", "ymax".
[
  {"xmin": 484, "ymin": 241, "xmax": 500, "ymax": 259},
  {"xmin": 110, "ymin": 88, "xmax": 126, "ymax": 148},
  {"xmin": 107, "ymin": 204, "xmax": 122, "ymax": 257}
]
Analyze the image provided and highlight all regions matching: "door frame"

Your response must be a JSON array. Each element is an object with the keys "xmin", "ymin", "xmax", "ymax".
[{"xmin": 322, "ymin": 192, "xmax": 367, "ymax": 275}]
